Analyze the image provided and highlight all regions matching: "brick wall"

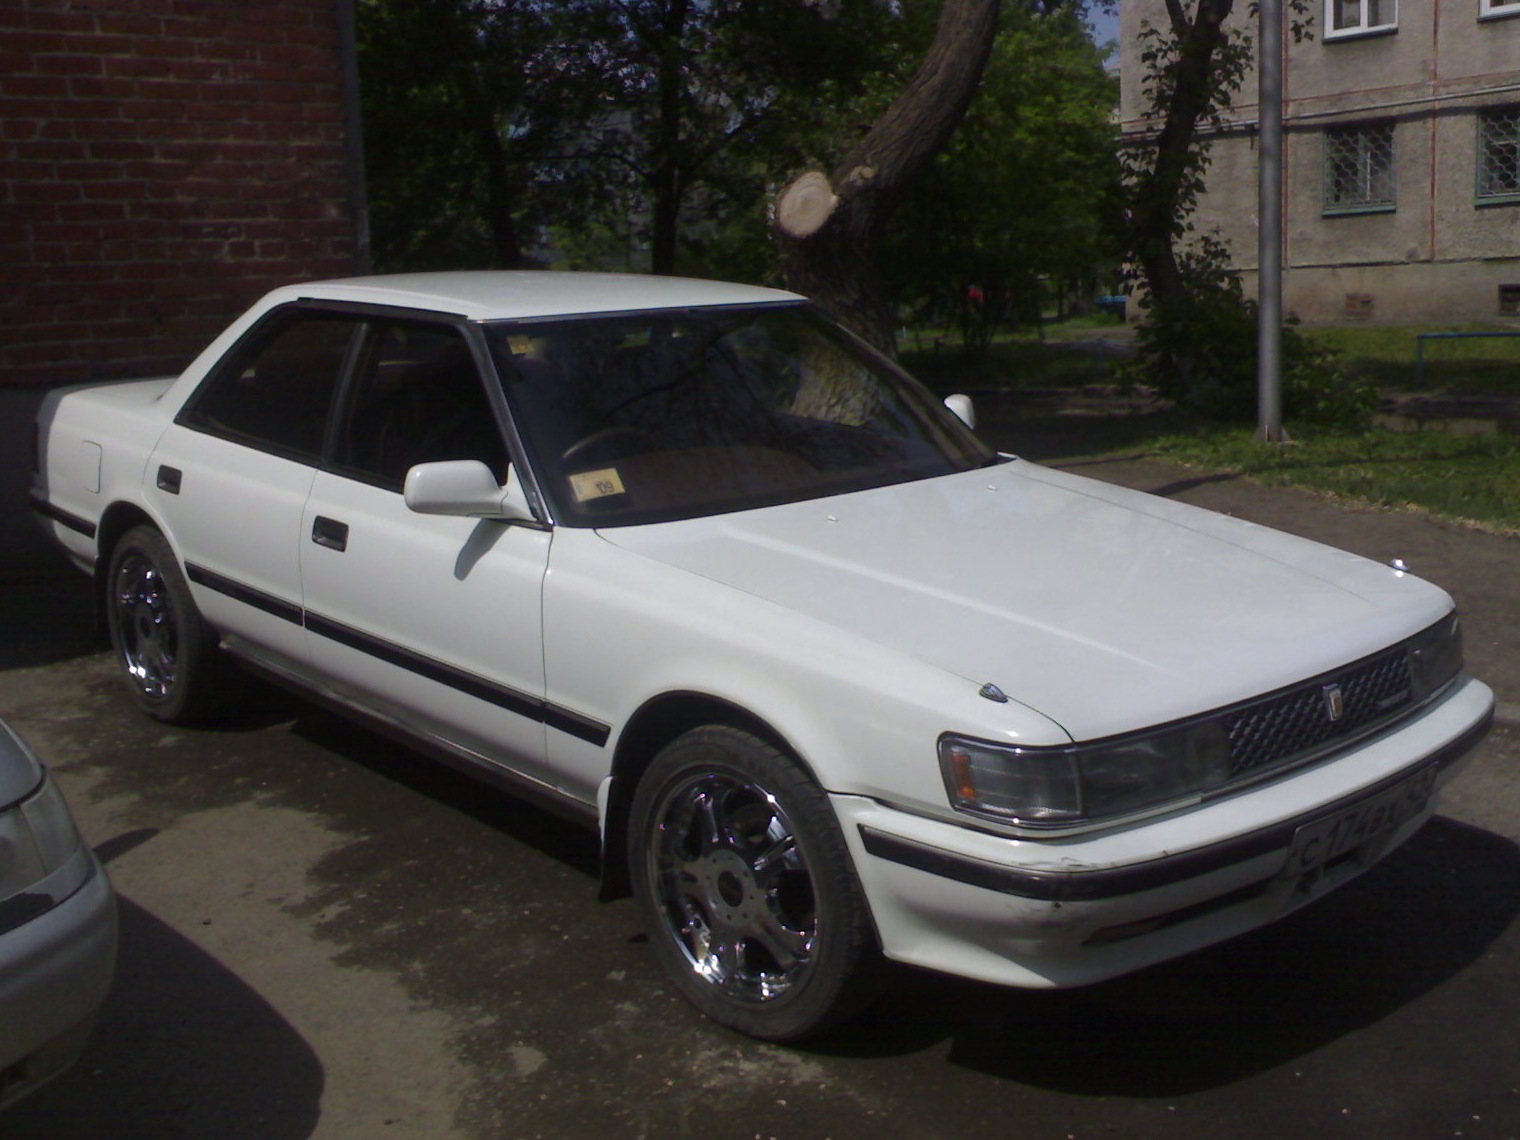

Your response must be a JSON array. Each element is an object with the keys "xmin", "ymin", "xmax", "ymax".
[{"xmin": 0, "ymin": 0, "xmax": 365, "ymax": 388}]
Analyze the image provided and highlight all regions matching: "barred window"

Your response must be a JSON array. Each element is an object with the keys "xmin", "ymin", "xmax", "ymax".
[
  {"xmin": 1326, "ymin": 0, "xmax": 1396, "ymax": 36},
  {"xmin": 1477, "ymin": 107, "xmax": 1520, "ymax": 204},
  {"xmin": 1324, "ymin": 124, "xmax": 1396, "ymax": 213}
]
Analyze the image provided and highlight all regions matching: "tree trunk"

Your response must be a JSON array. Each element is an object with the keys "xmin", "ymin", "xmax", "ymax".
[
  {"xmin": 774, "ymin": 0, "xmax": 1001, "ymax": 355},
  {"xmin": 649, "ymin": 0, "xmax": 690, "ymax": 276},
  {"xmin": 1127, "ymin": 0, "xmax": 1235, "ymax": 310}
]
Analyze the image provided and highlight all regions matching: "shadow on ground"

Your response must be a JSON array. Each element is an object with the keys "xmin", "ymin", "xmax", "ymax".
[
  {"xmin": 3, "ymin": 874, "xmax": 324, "ymax": 1138},
  {"xmin": 810, "ymin": 815, "xmax": 1520, "ymax": 1096},
  {"xmin": 1, "ymin": 574, "xmax": 98, "ymax": 671}
]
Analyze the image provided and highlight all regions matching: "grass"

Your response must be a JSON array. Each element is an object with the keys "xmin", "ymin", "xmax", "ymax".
[
  {"xmin": 1141, "ymin": 425, "xmax": 1520, "ymax": 535},
  {"xmin": 1302, "ymin": 323, "xmax": 1520, "ymax": 397},
  {"xmin": 900, "ymin": 316, "xmax": 1127, "ymax": 393}
]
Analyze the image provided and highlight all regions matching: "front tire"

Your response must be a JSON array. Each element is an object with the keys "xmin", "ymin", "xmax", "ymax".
[
  {"xmin": 629, "ymin": 726, "xmax": 883, "ymax": 1040},
  {"xmin": 105, "ymin": 525, "xmax": 228, "ymax": 723}
]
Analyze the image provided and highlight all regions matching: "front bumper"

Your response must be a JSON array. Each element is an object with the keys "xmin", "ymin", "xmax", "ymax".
[
  {"xmin": 837, "ymin": 676, "xmax": 1494, "ymax": 989},
  {"xmin": 0, "ymin": 856, "xmax": 118, "ymax": 1109}
]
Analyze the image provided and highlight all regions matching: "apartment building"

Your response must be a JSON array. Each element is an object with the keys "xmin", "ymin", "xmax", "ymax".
[{"xmin": 1118, "ymin": 0, "xmax": 1520, "ymax": 322}]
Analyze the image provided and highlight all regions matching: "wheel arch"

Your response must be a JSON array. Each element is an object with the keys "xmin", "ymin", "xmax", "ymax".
[
  {"xmin": 597, "ymin": 690, "xmax": 803, "ymax": 901},
  {"xmin": 92, "ymin": 501, "xmax": 164, "ymax": 633}
]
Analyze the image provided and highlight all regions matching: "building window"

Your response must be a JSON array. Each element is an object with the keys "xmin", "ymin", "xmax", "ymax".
[
  {"xmin": 1326, "ymin": 0, "xmax": 1397, "ymax": 36},
  {"xmin": 1477, "ymin": 107, "xmax": 1520, "ymax": 204},
  {"xmin": 1324, "ymin": 124, "xmax": 1396, "ymax": 214},
  {"xmin": 1480, "ymin": 0, "xmax": 1520, "ymax": 20}
]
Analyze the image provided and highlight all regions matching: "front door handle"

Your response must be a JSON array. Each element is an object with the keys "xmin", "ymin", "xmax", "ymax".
[{"xmin": 311, "ymin": 516, "xmax": 349, "ymax": 552}]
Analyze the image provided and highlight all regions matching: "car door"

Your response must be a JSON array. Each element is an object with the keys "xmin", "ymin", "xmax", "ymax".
[
  {"xmin": 149, "ymin": 308, "xmax": 359, "ymax": 668},
  {"xmin": 298, "ymin": 318, "xmax": 559, "ymax": 789}
]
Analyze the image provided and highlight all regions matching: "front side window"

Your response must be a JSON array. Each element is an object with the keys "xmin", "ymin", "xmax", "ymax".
[
  {"xmin": 178, "ymin": 310, "xmax": 356, "ymax": 463},
  {"xmin": 488, "ymin": 304, "xmax": 994, "ymax": 527},
  {"xmin": 1477, "ymin": 106, "xmax": 1520, "ymax": 204},
  {"xmin": 1324, "ymin": 123, "xmax": 1397, "ymax": 214},
  {"xmin": 332, "ymin": 321, "xmax": 509, "ymax": 490},
  {"xmin": 1326, "ymin": 0, "xmax": 1396, "ymax": 36}
]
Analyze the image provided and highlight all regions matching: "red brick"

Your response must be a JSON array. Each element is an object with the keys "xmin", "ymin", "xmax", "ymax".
[
  {"xmin": 5, "ymin": 74, "xmax": 69, "ymax": 98},
  {"xmin": 33, "ymin": 54, "xmax": 105, "ymax": 77},
  {"xmin": 54, "ymin": 159, "xmax": 121, "ymax": 180},
  {"xmin": 19, "ymin": 10, "xmax": 96, "ymax": 35},
  {"xmin": 17, "ymin": 139, "xmax": 88, "ymax": 164},
  {"xmin": 90, "ymin": 140, "xmax": 155, "ymax": 161},
  {"xmin": 101, "ymin": 14, "xmax": 167, "ymax": 38},
  {"xmin": 15, "ymin": 181, "xmax": 81, "ymax": 203},
  {"xmin": 69, "ymin": 75, "xmax": 137, "ymax": 99}
]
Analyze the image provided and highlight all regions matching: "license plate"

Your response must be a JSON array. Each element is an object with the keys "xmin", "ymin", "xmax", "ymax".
[{"xmin": 1283, "ymin": 764, "xmax": 1439, "ymax": 878}]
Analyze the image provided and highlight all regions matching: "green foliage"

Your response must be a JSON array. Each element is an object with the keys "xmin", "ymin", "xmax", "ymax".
[
  {"xmin": 1121, "ymin": 12, "xmax": 1253, "ymax": 253},
  {"xmin": 1304, "ymin": 325, "xmax": 1520, "ymax": 397},
  {"xmin": 1122, "ymin": 240, "xmax": 1377, "ymax": 428},
  {"xmin": 358, "ymin": 0, "xmax": 1118, "ymax": 295},
  {"xmin": 881, "ymin": 5, "xmax": 1121, "ymax": 347},
  {"xmin": 357, "ymin": 0, "xmax": 609, "ymax": 270},
  {"xmin": 548, "ymin": 0, "xmax": 895, "ymax": 277}
]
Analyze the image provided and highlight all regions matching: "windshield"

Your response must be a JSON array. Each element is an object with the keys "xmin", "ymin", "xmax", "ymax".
[{"xmin": 486, "ymin": 303, "xmax": 994, "ymax": 526}]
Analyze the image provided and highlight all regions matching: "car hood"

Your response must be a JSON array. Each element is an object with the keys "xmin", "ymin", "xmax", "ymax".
[
  {"xmin": 598, "ymin": 461, "xmax": 1454, "ymax": 740},
  {"xmin": 0, "ymin": 720, "xmax": 45, "ymax": 809}
]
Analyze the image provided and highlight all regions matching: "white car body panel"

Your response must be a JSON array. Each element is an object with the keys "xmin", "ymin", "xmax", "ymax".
[
  {"xmin": 602, "ymin": 461, "xmax": 1452, "ymax": 743},
  {"xmin": 300, "ymin": 472, "xmax": 553, "ymax": 784}
]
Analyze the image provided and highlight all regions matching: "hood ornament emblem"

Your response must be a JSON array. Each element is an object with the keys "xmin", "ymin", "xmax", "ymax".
[
  {"xmin": 1321, "ymin": 682, "xmax": 1346, "ymax": 723},
  {"xmin": 979, "ymin": 682, "xmax": 1010, "ymax": 704}
]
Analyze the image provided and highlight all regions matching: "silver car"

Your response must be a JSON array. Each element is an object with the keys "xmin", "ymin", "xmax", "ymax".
[{"xmin": 0, "ymin": 717, "xmax": 116, "ymax": 1110}]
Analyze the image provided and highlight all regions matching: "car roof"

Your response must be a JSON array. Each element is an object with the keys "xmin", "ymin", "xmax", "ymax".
[{"xmin": 261, "ymin": 271, "xmax": 803, "ymax": 323}]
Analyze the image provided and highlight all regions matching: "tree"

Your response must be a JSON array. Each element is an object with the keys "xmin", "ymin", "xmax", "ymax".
[
  {"xmin": 358, "ymin": 0, "xmax": 601, "ymax": 270},
  {"xmin": 773, "ymin": 0, "xmax": 1002, "ymax": 355},
  {"xmin": 1121, "ymin": 0, "xmax": 1250, "ymax": 312},
  {"xmin": 555, "ymin": 0, "xmax": 891, "ymax": 277},
  {"xmin": 1117, "ymin": 0, "xmax": 1373, "ymax": 426},
  {"xmin": 882, "ymin": 4, "xmax": 1120, "ymax": 348}
]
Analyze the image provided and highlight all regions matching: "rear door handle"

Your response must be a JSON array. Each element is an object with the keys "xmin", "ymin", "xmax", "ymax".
[{"xmin": 311, "ymin": 516, "xmax": 349, "ymax": 552}]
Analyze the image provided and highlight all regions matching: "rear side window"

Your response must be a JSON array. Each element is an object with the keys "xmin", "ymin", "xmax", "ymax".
[{"xmin": 178, "ymin": 310, "xmax": 357, "ymax": 463}]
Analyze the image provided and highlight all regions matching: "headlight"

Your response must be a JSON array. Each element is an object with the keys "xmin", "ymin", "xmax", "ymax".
[
  {"xmin": 940, "ymin": 719, "xmax": 1232, "ymax": 828},
  {"xmin": 1407, "ymin": 612, "xmax": 1463, "ymax": 701},
  {"xmin": 0, "ymin": 777, "xmax": 83, "ymax": 904},
  {"xmin": 941, "ymin": 611, "xmax": 1466, "ymax": 831}
]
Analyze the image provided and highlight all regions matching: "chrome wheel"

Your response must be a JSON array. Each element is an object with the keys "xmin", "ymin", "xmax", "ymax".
[
  {"xmin": 630, "ymin": 726, "xmax": 882, "ymax": 1040},
  {"xmin": 111, "ymin": 548, "xmax": 179, "ymax": 703},
  {"xmin": 105, "ymin": 526, "xmax": 228, "ymax": 723},
  {"xmin": 649, "ymin": 769, "xmax": 816, "ymax": 1004}
]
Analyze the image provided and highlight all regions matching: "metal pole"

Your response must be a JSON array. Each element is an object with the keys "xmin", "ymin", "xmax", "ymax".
[{"xmin": 1257, "ymin": 0, "xmax": 1284, "ymax": 442}]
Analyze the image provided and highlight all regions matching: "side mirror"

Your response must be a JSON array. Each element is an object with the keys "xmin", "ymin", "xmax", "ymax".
[
  {"xmin": 403, "ymin": 460, "xmax": 537, "ymax": 523},
  {"xmin": 944, "ymin": 393, "xmax": 976, "ymax": 430}
]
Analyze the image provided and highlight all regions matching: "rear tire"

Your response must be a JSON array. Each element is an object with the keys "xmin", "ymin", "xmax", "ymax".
[
  {"xmin": 105, "ymin": 525, "xmax": 229, "ymax": 723},
  {"xmin": 629, "ymin": 725, "xmax": 883, "ymax": 1040}
]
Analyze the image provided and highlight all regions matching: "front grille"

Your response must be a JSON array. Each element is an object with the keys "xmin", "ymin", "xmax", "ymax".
[{"xmin": 1224, "ymin": 649, "xmax": 1412, "ymax": 777}]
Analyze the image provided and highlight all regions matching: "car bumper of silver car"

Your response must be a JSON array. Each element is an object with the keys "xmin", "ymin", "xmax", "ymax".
[
  {"xmin": 835, "ymin": 677, "xmax": 1495, "ymax": 989},
  {"xmin": 0, "ymin": 856, "xmax": 118, "ymax": 1109}
]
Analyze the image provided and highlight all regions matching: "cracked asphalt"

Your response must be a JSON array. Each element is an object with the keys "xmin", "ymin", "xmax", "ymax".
[{"xmin": 2, "ymin": 413, "xmax": 1518, "ymax": 1139}]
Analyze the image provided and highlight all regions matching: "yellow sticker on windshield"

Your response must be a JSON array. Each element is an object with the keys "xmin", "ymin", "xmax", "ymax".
[{"xmin": 569, "ymin": 468, "xmax": 626, "ymax": 502}]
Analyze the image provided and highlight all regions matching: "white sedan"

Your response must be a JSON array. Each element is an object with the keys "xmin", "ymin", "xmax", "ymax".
[{"xmin": 32, "ymin": 272, "xmax": 1494, "ymax": 1039}]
